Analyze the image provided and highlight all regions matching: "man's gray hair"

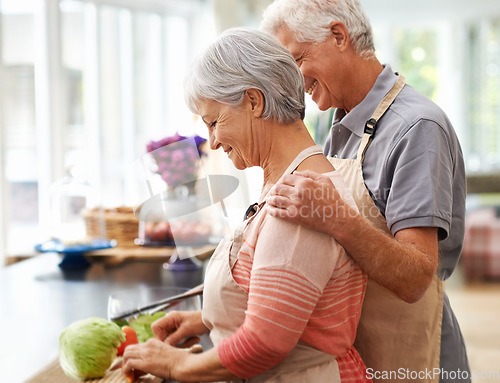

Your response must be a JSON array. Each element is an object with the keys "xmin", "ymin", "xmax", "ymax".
[
  {"xmin": 184, "ymin": 28, "xmax": 305, "ymax": 124},
  {"xmin": 261, "ymin": 0, "xmax": 375, "ymax": 58}
]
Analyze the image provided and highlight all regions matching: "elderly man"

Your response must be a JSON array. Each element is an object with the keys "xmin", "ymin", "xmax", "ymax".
[{"xmin": 261, "ymin": 1, "xmax": 470, "ymax": 382}]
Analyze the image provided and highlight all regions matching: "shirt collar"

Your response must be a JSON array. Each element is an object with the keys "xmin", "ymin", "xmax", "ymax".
[{"xmin": 332, "ymin": 64, "xmax": 399, "ymax": 137}]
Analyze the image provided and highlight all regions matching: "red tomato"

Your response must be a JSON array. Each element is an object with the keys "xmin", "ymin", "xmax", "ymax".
[
  {"xmin": 117, "ymin": 326, "xmax": 139, "ymax": 356},
  {"xmin": 123, "ymin": 369, "xmax": 135, "ymax": 383},
  {"xmin": 123, "ymin": 368, "xmax": 146, "ymax": 383}
]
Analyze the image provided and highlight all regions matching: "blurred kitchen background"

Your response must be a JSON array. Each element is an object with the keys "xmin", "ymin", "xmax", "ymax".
[{"xmin": 0, "ymin": 0, "xmax": 499, "ymax": 380}]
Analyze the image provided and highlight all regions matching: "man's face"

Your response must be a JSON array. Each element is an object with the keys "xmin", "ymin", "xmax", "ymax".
[{"xmin": 275, "ymin": 26, "xmax": 344, "ymax": 111}]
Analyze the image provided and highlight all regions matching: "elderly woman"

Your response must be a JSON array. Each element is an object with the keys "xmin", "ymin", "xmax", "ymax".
[{"xmin": 121, "ymin": 28, "xmax": 370, "ymax": 383}]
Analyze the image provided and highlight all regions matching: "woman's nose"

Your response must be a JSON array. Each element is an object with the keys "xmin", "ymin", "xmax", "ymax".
[{"xmin": 209, "ymin": 134, "xmax": 219, "ymax": 150}]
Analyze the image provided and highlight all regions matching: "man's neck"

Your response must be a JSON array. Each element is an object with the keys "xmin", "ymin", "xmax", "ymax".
[{"xmin": 342, "ymin": 57, "xmax": 384, "ymax": 113}]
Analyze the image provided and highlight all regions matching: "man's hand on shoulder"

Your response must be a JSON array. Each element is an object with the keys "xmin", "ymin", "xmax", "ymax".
[
  {"xmin": 265, "ymin": 170, "xmax": 356, "ymax": 236},
  {"xmin": 265, "ymin": 170, "xmax": 439, "ymax": 303}
]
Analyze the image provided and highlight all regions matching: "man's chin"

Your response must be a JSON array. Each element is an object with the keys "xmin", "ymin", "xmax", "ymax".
[
  {"xmin": 311, "ymin": 95, "xmax": 331, "ymax": 111},
  {"xmin": 314, "ymin": 100, "xmax": 331, "ymax": 112}
]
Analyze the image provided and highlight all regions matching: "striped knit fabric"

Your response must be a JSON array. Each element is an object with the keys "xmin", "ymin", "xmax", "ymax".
[
  {"xmin": 217, "ymin": 172, "xmax": 370, "ymax": 382},
  {"xmin": 337, "ymin": 346, "xmax": 372, "ymax": 382}
]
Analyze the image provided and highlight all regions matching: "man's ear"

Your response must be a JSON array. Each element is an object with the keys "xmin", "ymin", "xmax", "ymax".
[
  {"xmin": 329, "ymin": 21, "xmax": 349, "ymax": 51},
  {"xmin": 245, "ymin": 88, "xmax": 265, "ymax": 118}
]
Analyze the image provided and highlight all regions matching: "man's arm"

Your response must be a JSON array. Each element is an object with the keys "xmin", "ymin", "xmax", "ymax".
[
  {"xmin": 265, "ymin": 170, "xmax": 438, "ymax": 303},
  {"xmin": 337, "ymin": 212, "xmax": 438, "ymax": 303}
]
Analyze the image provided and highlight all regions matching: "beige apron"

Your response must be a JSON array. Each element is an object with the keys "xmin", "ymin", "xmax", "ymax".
[
  {"xmin": 328, "ymin": 75, "xmax": 444, "ymax": 383},
  {"xmin": 202, "ymin": 146, "xmax": 341, "ymax": 383}
]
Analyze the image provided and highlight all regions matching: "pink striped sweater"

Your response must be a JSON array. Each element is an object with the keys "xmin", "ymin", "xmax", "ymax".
[{"xmin": 217, "ymin": 171, "xmax": 370, "ymax": 381}]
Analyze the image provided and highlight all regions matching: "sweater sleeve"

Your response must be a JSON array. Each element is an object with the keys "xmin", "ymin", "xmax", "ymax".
[{"xmin": 217, "ymin": 215, "xmax": 344, "ymax": 378}]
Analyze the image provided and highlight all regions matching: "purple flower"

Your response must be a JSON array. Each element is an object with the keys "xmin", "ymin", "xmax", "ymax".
[
  {"xmin": 147, "ymin": 133, "xmax": 207, "ymax": 187},
  {"xmin": 171, "ymin": 150, "xmax": 185, "ymax": 164},
  {"xmin": 147, "ymin": 133, "xmax": 206, "ymax": 154}
]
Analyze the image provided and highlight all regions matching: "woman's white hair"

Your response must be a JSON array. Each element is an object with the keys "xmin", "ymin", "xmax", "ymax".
[
  {"xmin": 261, "ymin": 0, "xmax": 375, "ymax": 58},
  {"xmin": 184, "ymin": 27, "xmax": 305, "ymax": 124}
]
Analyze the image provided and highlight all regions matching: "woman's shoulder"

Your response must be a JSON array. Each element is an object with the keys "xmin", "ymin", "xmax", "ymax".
[
  {"xmin": 295, "ymin": 152, "xmax": 334, "ymax": 174},
  {"xmin": 321, "ymin": 170, "xmax": 359, "ymax": 212}
]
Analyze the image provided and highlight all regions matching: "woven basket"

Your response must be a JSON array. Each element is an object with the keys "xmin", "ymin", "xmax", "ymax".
[{"xmin": 83, "ymin": 206, "xmax": 139, "ymax": 247}]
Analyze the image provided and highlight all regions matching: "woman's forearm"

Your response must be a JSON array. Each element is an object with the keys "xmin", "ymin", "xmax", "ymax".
[{"xmin": 174, "ymin": 348, "xmax": 239, "ymax": 382}]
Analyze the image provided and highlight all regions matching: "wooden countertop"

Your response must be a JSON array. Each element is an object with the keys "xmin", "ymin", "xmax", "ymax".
[
  {"xmin": 26, "ymin": 359, "xmax": 162, "ymax": 383},
  {"xmin": 1, "ymin": 253, "xmax": 208, "ymax": 383},
  {"xmin": 85, "ymin": 244, "xmax": 216, "ymax": 266}
]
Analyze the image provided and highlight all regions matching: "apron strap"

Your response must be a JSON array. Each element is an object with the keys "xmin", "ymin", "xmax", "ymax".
[
  {"xmin": 258, "ymin": 144, "xmax": 324, "ymax": 206},
  {"xmin": 283, "ymin": 144, "xmax": 324, "ymax": 175},
  {"xmin": 356, "ymin": 75, "xmax": 406, "ymax": 161}
]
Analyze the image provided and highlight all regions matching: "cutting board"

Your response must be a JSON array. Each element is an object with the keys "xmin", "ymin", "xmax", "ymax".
[
  {"xmin": 85, "ymin": 245, "xmax": 216, "ymax": 266},
  {"xmin": 26, "ymin": 359, "xmax": 163, "ymax": 383}
]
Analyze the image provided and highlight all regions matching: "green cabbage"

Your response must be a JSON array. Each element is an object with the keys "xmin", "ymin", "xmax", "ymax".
[
  {"xmin": 128, "ymin": 311, "xmax": 166, "ymax": 343},
  {"xmin": 59, "ymin": 317, "xmax": 126, "ymax": 380}
]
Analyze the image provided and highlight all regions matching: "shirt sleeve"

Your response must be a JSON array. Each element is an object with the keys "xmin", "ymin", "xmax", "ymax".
[
  {"xmin": 384, "ymin": 119, "xmax": 455, "ymax": 240},
  {"xmin": 217, "ymin": 215, "xmax": 344, "ymax": 378}
]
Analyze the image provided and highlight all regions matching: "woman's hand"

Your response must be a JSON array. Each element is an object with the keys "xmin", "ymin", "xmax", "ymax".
[
  {"xmin": 121, "ymin": 339, "xmax": 237, "ymax": 383},
  {"xmin": 152, "ymin": 310, "xmax": 208, "ymax": 348},
  {"xmin": 122, "ymin": 338, "xmax": 187, "ymax": 381}
]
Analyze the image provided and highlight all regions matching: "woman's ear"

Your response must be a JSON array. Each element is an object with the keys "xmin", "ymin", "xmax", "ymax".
[
  {"xmin": 245, "ymin": 88, "xmax": 265, "ymax": 118},
  {"xmin": 328, "ymin": 21, "xmax": 349, "ymax": 52}
]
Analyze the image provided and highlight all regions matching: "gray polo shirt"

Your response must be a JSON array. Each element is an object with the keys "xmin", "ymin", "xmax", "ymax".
[{"xmin": 324, "ymin": 65, "xmax": 470, "ymax": 381}]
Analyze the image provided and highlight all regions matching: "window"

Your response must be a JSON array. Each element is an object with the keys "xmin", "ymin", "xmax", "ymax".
[
  {"xmin": 373, "ymin": 18, "xmax": 500, "ymax": 174},
  {"xmin": 465, "ymin": 19, "xmax": 500, "ymax": 172},
  {"xmin": 0, "ymin": 0, "xmax": 38, "ymax": 260},
  {"xmin": 0, "ymin": 0, "xmax": 209, "ymax": 263}
]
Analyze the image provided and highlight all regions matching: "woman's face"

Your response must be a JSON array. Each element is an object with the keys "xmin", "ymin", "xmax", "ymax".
[
  {"xmin": 196, "ymin": 97, "xmax": 259, "ymax": 170},
  {"xmin": 275, "ymin": 26, "xmax": 343, "ymax": 111}
]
